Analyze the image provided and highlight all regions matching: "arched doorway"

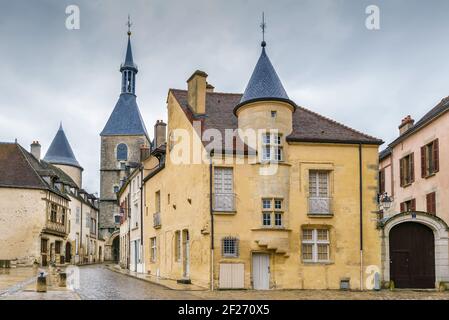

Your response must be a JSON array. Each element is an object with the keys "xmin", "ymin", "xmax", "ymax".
[
  {"xmin": 389, "ymin": 222, "xmax": 435, "ymax": 288},
  {"xmin": 65, "ymin": 242, "xmax": 72, "ymax": 264},
  {"xmin": 112, "ymin": 236, "xmax": 120, "ymax": 263}
]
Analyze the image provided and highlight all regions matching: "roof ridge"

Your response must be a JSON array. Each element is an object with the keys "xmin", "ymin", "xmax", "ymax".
[
  {"xmin": 169, "ymin": 88, "xmax": 243, "ymax": 97},
  {"xmin": 297, "ymin": 105, "xmax": 382, "ymax": 141}
]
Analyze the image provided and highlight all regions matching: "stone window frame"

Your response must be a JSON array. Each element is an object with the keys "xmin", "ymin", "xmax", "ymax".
[
  {"xmin": 116, "ymin": 143, "xmax": 128, "ymax": 161},
  {"xmin": 301, "ymin": 228, "xmax": 330, "ymax": 263}
]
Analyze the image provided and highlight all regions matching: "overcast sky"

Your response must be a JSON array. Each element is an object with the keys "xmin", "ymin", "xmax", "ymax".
[{"xmin": 1, "ymin": 0, "xmax": 449, "ymax": 193}]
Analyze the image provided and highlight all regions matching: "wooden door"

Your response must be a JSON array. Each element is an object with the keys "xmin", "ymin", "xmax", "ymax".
[{"xmin": 389, "ymin": 222, "xmax": 435, "ymax": 288}]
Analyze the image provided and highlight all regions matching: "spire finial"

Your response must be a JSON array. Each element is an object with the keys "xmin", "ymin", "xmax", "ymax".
[
  {"xmin": 127, "ymin": 14, "xmax": 132, "ymax": 37},
  {"xmin": 59, "ymin": 121, "xmax": 63, "ymax": 130},
  {"xmin": 260, "ymin": 12, "xmax": 266, "ymax": 48}
]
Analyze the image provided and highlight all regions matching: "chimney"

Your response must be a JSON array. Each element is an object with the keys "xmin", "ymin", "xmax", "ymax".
[
  {"xmin": 154, "ymin": 120, "xmax": 167, "ymax": 148},
  {"xmin": 206, "ymin": 82, "xmax": 215, "ymax": 93},
  {"xmin": 187, "ymin": 70, "xmax": 208, "ymax": 114},
  {"xmin": 398, "ymin": 115, "xmax": 415, "ymax": 135},
  {"xmin": 30, "ymin": 141, "xmax": 41, "ymax": 161},
  {"xmin": 140, "ymin": 144, "xmax": 150, "ymax": 162}
]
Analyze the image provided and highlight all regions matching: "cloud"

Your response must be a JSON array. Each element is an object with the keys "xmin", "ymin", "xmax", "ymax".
[{"xmin": 1, "ymin": 0, "xmax": 449, "ymax": 192}]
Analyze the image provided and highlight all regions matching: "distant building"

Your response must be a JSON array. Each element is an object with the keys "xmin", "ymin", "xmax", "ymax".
[
  {"xmin": 99, "ymin": 29, "xmax": 150, "ymax": 262},
  {"xmin": 379, "ymin": 99, "xmax": 449, "ymax": 289},
  {"xmin": 0, "ymin": 129, "xmax": 102, "ymax": 266}
]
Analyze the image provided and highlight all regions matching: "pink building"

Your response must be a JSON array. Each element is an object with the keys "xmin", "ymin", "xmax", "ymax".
[{"xmin": 379, "ymin": 97, "xmax": 449, "ymax": 289}]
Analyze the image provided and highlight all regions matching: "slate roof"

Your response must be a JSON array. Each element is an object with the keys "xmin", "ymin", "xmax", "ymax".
[
  {"xmin": 44, "ymin": 124, "xmax": 82, "ymax": 169},
  {"xmin": 120, "ymin": 36, "xmax": 138, "ymax": 72},
  {"xmin": 170, "ymin": 89, "xmax": 383, "ymax": 147},
  {"xmin": 388, "ymin": 96, "xmax": 449, "ymax": 148},
  {"xmin": 0, "ymin": 142, "xmax": 100, "ymax": 206},
  {"xmin": 236, "ymin": 47, "xmax": 294, "ymax": 113},
  {"xmin": 100, "ymin": 93, "xmax": 149, "ymax": 137}
]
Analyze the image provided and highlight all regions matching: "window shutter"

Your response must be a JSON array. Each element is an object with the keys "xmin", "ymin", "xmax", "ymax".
[
  {"xmin": 421, "ymin": 146, "xmax": 427, "ymax": 178},
  {"xmin": 410, "ymin": 153, "xmax": 415, "ymax": 182},
  {"xmin": 426, "ymin": 192, "xmax": 436, "ymax": 215},
  {"xmin": 399, "ymin": 158, "xmax": 405, "ymax": 187},
  {"xmin": 400, "ymin": 202, "xmax": 405, "ymax": 212},
  {"xmin": 411, "ymin": 199, "xmax": 416, "ymax": 211},
  {"xmin": 433, "ymin": 139, "xmax": 439, "ymax": 173}
]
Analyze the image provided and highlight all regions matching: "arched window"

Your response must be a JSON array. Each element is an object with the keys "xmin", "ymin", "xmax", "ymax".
[{"xmin": 117, "ymin": 143, "xmax": 128, "ymax": 161}]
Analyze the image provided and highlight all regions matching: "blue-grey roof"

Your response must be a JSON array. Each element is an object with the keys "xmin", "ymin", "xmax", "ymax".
[
  {"xmin": 240, "ymin": 47, "xmax": 289, "ymax": 104},
  {"xmin": 120, "ymin": 37, "xmax": 138, "ymax": 71},
  {"xmin": 44, "ymin": 124, "xmax": 82, "ymax": 169},
  {"xmin": 100, "ymin": 93, "xmax": 149, "ymax": 137}
]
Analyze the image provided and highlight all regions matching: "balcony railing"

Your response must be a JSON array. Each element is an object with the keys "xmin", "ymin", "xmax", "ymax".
[
  {"xmin": 308, "ymin": 197, "xmax": 332, "ymax": 215},
  {"xmin": 153, "ymin": 212, "xmax": 161, "ymax": 228},
  {"xmin": 212, "ymin": 193, "xmax": 236, "ymax": 212},
  {"xmin": 44, "ymin": 220, "xmax": 67, "ymax": 235}
]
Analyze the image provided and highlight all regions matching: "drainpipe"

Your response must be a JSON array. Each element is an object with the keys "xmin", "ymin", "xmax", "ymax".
[
  {"xmin": 209, "ymin": 151, "xmax": 215, "ymax": 291},
  {"xmin": 128, "ymin": 191, "xmax": 131, "ymax": 270},
  {"xmin": 140, "ymin": 167, "xmax": 144, "ymax": 272},
  {"xmin": 359, "ymin": 143, "xmax": 364, "ymax": 290},
  {"xmin": 80, "ymin": 202, "xmax": 83, "ymax": 264}
]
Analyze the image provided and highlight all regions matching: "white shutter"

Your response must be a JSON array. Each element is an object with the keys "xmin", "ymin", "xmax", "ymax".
[
  {"xmin": 214, "ymin": 168, "xmax": 233, "ymax": 211},
  {"xmin": 219, "ymin": 263, "xmax": 244, "ymax": 288}
]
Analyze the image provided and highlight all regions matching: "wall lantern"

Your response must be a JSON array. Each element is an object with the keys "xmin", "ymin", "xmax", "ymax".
[{"xmin": 379, "ymin": 192, "xmax": 393, "ymax": 210}]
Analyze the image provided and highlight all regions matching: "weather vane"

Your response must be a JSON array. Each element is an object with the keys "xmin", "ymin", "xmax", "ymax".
[
  {"xmin": 127, "ymin": 14, "xmax": 133, "ymax": 36},
  {"xmin": 260, "ymin": 12, "xmax": 266, "ymax": 47}
]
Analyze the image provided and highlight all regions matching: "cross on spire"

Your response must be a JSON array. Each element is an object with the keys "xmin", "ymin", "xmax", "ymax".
[
  {"xmin": 127, "ymin": 14, "xmax": 133, "ymax": 36},
  {"xmin": 260, "ymin": 12, "xmax": 266, "ymax": 47}
]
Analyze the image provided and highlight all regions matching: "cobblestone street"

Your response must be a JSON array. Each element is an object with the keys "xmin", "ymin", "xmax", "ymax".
[{"xmin": 2, "ymin": 265, "xmax": 449, "ymax": 300}]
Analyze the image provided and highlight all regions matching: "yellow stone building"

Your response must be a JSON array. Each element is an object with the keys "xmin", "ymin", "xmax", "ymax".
[{"xmin": 142, "ymin": 41, "xmax": 383, "ymax": 290}]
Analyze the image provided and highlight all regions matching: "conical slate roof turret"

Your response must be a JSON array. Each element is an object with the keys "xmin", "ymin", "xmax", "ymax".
[
  {"xmin": 234, "ymin": 41, "xmax": 296, "ymax": 115},
  {"xmin": 240, "ymin": 47, "xmax": 289, "ymax": 103},
  {"xmin": 44, "ymin": 123, "xmax": 82, "ymax": 169}
]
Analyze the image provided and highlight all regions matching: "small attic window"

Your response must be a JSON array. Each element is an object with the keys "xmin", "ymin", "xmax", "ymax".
[{"xmin": 271, "ymin": 111, "xmax": 277, "ymax": 118}]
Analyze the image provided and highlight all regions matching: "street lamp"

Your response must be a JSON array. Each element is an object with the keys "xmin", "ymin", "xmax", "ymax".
[{"xmin": 379, "ymin": 192, "xmax": 393, "ymax": 210}]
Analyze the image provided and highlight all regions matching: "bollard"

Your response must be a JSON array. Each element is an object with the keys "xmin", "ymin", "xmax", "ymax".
[
  {"xmin": 36, "ymin": 272, "xmax": 47, "ymax": 292},
  {"xmin": 59, "ymin": 272, "xmax": 67, "ymax": 287}
]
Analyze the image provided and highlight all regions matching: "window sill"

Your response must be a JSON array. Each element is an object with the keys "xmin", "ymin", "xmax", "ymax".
[
  {"xmin": 400, "ymin": 182, "xmax": 413, "ymax": 188},
  {"xmin": 302, "ymin": 261, "xmax": 334, "ymax": 266},
  {"xmin": 251, "ymin": 227, "xmax": 292, "ymax": 232},
  {"xmin": 307, "ymin": 213, "xmax": 333, "ymax": 218},
  {"xmin": 424, "ymin": 172, "xmax": 437, "ymax": 179},
  {"xmin": 213, "ymin": 210, "xmax": 237, "ymax": 215}
]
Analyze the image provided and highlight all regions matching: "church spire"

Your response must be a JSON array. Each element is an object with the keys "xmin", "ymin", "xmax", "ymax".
[{"xmin": 120, "ymin": 15, "xmax": 138, "ymax": 95}]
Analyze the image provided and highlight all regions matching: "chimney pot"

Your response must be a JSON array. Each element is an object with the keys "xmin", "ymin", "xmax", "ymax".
[
  {"xmin": 187, "ymin": 70, "xmax": 208, "ymax": 114},
  {"xmin": 154, "ymin": 120, "xmax": 167, "ymax": 149},
  {"xmin": 30, "ymin": 141, "xmax": 41, "ymax": 161},
  {"xmin": 398, "ymin": 115, "xmax": 415, "ymax": 135}
]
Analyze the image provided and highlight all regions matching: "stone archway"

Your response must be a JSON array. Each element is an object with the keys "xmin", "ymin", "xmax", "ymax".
[
  {"xmin": 104, "ymin": 230, "xmax": 120, "ymax": 262},
  {"xmin": 381, "ymin": 211, "xmax": 449, "ymax": 288}
]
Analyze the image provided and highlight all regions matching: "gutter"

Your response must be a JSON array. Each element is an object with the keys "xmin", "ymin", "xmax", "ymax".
[{"xmin": 358, "ymin": 143, "xmax": 364, "ymax": 291}]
